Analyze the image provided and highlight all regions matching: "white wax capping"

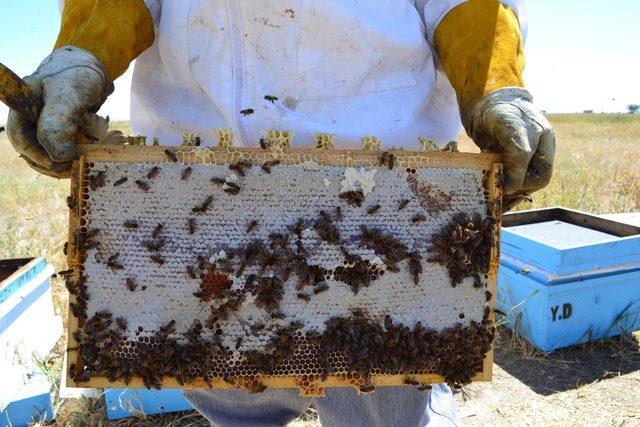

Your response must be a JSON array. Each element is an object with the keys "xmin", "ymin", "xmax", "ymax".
[
  {"xmin": 323, "ymin": 179, "xmax": 332, "ymax": 187},
  {"xmin": 371, "ymin": 256, "xmax": 384, "ymax": 266},
  {"xmin": 340, "ymin": 168, "xmax": 377, "ymax": 196},
  {"xmin": 82, "ymin": 160, "xmax": 489, "ymax": 354}
]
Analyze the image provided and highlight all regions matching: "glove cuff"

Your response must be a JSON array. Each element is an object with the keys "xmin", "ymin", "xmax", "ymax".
[
  {"xmin": 32, "ymin": 46, "xmax": 113, "ymax": 102},
  {"xmin": 465, "ymin": 86, "xmax": 533, "ymax": 142}
]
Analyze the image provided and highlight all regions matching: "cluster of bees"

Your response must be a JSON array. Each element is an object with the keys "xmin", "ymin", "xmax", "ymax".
[
  {"xmin": 427, "ymin": 213, "xmax": 496, "ymax": 288},
  {"xmin": 70, "ymin": 305, "xmax": 494, "ymax": 391},
  {"xmin": 67, "ymin": 153, "xmax": 497, "ymax": 391}
]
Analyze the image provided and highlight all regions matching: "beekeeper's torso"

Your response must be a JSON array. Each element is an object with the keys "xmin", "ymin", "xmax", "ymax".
[{"xmin": 132, "ymin": 0, "xmax": 524, "ymax": 149}]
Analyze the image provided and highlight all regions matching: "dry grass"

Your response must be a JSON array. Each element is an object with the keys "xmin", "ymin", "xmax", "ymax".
[{"xmin": 1, "ymin": 114, "xmax": 639, "ymax": 425}]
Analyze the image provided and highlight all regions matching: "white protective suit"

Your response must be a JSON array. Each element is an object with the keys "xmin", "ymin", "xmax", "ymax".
[{"xmin": 132, "ymin": 0, "xmax": 526, "ymax": 148}]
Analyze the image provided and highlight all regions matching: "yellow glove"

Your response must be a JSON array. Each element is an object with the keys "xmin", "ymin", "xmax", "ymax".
[
  {"xmin": 435, "ymin": 0, "xmax": 555, "ymax": 211},
  {"xmin": 54, "ymin": 0, "xmax": 155, "ymax": 81}
]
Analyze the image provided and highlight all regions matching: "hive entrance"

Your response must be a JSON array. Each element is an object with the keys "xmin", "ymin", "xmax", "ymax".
[{"xmin": 65, "ymin": 144, "xmax": 502, "ymax": 395}]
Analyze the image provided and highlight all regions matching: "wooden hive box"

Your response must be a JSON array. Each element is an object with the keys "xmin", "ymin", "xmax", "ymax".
[{"xmin": 65, "ymin": 141, "xmax": 502, "ymax": 396}]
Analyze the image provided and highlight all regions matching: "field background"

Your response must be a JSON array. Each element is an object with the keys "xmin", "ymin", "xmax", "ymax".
[{"xmin": 1, "ymin": 114, "xmax": 639, "ymax": 426}]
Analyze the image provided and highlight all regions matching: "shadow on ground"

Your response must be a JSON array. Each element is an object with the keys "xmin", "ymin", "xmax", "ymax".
[{"xmin": 494, "ymin": 327, "xmax": 640, "ymax": 396}]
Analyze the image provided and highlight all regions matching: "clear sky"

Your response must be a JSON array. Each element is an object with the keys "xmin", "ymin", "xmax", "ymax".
[{"xmin": 1, "ymin": 1, "xmax": 639, "ymax": 123}]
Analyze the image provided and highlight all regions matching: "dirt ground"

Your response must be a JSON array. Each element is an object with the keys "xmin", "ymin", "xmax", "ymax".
[{"xmin": 455, "ymin": 329, "xmax": 640, "ymax": 426}]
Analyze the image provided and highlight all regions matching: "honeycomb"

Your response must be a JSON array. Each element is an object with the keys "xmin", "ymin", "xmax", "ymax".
[{"xmin": 66, "ymin": 146, "xmax": 500, "ymax": 394}]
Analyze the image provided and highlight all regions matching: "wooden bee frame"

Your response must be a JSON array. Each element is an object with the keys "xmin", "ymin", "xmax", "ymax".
[{"xmin": 66, "ymin": 143, "xmax": 502, "ymax": 395}]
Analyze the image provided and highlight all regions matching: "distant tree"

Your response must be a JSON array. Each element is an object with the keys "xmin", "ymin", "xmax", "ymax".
[{"xmin": 627, "ymin": 104, "xmax": 640, "ymax": 114}]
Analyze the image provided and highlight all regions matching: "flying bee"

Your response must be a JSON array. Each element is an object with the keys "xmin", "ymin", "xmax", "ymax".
[
  {"xmin": 193, "ymin": 195, "xmax": 214, "ymax": 213},
  {"xmin": 152, "ymin": 224, "xmax": 164, "ymax": 239},
  {"xmin": 181, "ymin": 167, "xmax": 192, "ymax": 181},
  {"xmin": 235, "ymin": 337, "xmax": 243, "ymax": 350},
  {"xmin": 123, "ymin": 220, "xmax": 138, "ymax": 229},
  {"xmin": 150, "ymin": 255, "xmax": 165, "ymax": 265},
  {"xmin": 113, "ymin": 176, "xmax": 128, "ymax": 187},
  {"xmin": 261, "ymin": 159, "xmax": 280, "ymax": 174},
  {"xmin": 164, "ymin": 149, "xmax": 178, "ymax": 162},
  {"xmin": 264, "ymin": 95, "xmax": 278, "ymax": 103},
  {"xmin": 135, "ymin": 180, "xmax": 150, "ymax": 192},
  {"xmin": 398, "ymin": 199, "xmax": 410, "ymax": 211},
  {"xmin": 186, "ymin": 265, "xmax": 197, "ymax": 279},
  {"xmin": 246, "ymin": 220, "xmax": 258, "ymax": 233},
  {"xmin": 367, "ymin": 204, "xmax": 381, "ymax": 215},
  {"xmin": 313, "ymin": 283, "xmax": 329, "ymax": 295},
  {"xmin": 240, "ymin": 108, "xmax": 254, "ymax": 116},
  {"xmin": 116, "ymin": 317, "xmax": 128, "ymax": 330},
  {"xmin": 89, "ymin": 171, "xmax": 106, "ymax": 190},
  {"xmin": 297, "ymin": 293, "xmax": 310, "ymax": 302},
  {"xmin": 107, "ymin": 253, "xmax": 124, "ymax": 270},
  {"xmin": 411, "ymin": 213, "xmax": 427, "ymax": 224},
  {"xmin": 188, "ymin": 218, "xmax": 197, "ymax": 234},
  {"xmin": 147, "ymin": 166, "xmax": 160, "ymax": 179}
]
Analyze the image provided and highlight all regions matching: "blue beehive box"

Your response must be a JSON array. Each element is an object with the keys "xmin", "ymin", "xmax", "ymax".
[
  {"xmin": 497, "ymin": 208, "xmax": 640, "ymax": 352},
  {"xmin": 104, "ymin": 389, "xmax": 192, "ymax": 420},
  {"xmin": 0, "ymin": 257, "xmax": 61, "ymax": 427}
]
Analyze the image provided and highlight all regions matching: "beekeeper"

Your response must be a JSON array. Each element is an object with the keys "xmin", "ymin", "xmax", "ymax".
[{"xmin": 6, "ymin": 0, "xmax": 554, "ymax": 425}]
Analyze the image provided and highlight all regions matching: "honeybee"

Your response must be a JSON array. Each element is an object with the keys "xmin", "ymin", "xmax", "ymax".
[
  {"xmin": 264, "ymin": 95, "xmax": 278, "ymax": 103},
  {"xmin": 123, "ymin": 220, "xmax": 138, "ymax": 229},
  {"xmin": 89, "ymin": 171, "xmax": 106, "ymax": 190},
  {"xmin": 297, "ymin": 293, "xmax": 311, "ymax": 302},
  {"xmin": 150, "ymin": 255, "xmax": 165, "ymax": 265},
  {"xmin": 411, "ymin": 213, "xmax": 427, "ymax": 224},
  {"xmin": 367, "ymin": 205, "xmax": 381, "ymax": 215},
  {"xmin": 188, "ymin": 218, "xmax": 197, "ymax": 234},
  {"xmin": 186, "ymin": 265, "xmax": 197, "ymax": 279},
  {"xmin": 147, "ymin": 166, "xmax": 160, "ymax": 179},
  {"xmin": 107, "ymin": 253, "xmax": 124, "ymax": 270},
  {"xmin": 181, "ymin": 167, "xmax": 193, "ymax": 181},
  {"xmin": 240, "ymin": 109, "xmax": 254, "ymax": 116},
  {"xmin": 126, "ymin": 278, "xmax": 137, "ymax": 291},
  {"xmin": 261, "ymin": 159, "xmax": 280, "ymax": 174},
  {"xmin": 135, "ymin": 180, "xmax": 150, "ymax": 192},
  {"xmin": 211, "ymin": 177, "xmax": 226, "ymax": 186},
  {"xmin": 113, "ymin": 177, "xmax": 128, "ymax": 187},
  {"xmin": 193, "ymin": 195, "xmax": 214, "ymax": 213},
  {"xmin": 152, "ymin": 224, "xmax": 164, "ymax": 239},
  {"xmin": 246, "ymin": 220, "xmax": 258, "ymax": 233},
  {"xmin": 164, "ymin": 149, "xmax": 178, "ymax": 162},
  {"xmin": 116, "ymin": 317, "xmax": 128, "ymax": 330},
  {"xmin": 313, "ymin": 283, "xmax": 329, "ymax": 295},
  {"xmin": 398, "ymin": 199, "xmax": 410, "ymax": 211}
]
